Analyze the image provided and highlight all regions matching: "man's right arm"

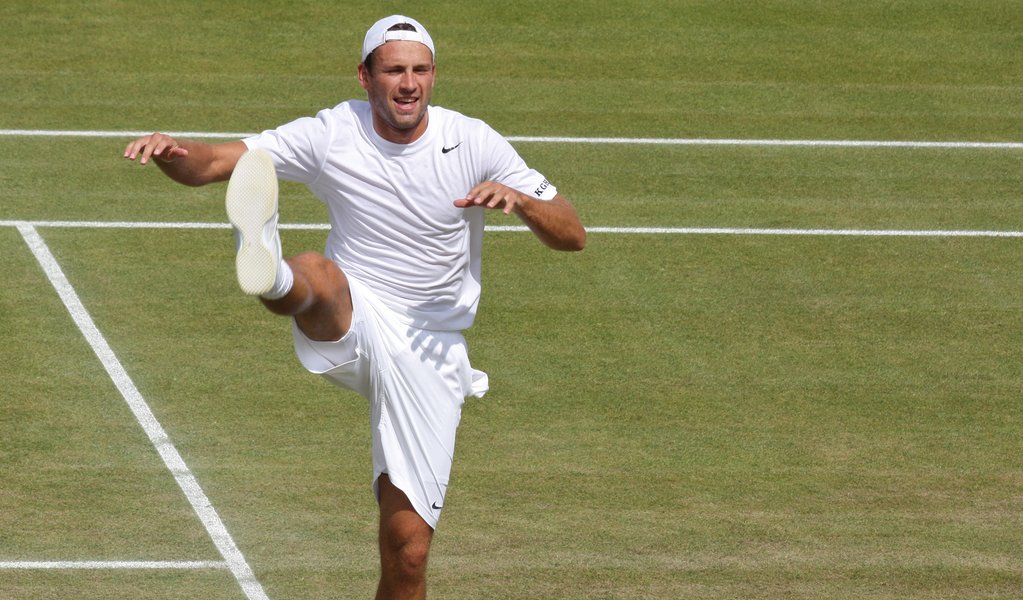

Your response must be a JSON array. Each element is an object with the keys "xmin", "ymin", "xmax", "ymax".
[{"xmin": 123, "ymin": 133, "xmax": 247, "ymax": 187}]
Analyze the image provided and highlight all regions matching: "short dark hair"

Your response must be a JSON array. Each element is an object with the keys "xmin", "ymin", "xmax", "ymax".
[{"xmin": 362, "ymin": 22, "xmax": 420, "ymax": 73}]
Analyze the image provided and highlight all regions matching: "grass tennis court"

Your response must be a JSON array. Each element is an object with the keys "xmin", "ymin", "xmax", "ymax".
[{"xmin": 2, "ymin": 1, "xmax": 1021, "ymax": 598}]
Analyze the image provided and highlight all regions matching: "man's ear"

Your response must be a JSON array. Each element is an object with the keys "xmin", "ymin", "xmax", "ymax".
[{"xmin": 357, "ymin": 63, "xmax": 370, "ymax": 91}]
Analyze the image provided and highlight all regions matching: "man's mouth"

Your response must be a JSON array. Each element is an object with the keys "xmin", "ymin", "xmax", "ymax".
[{"xmin": 394, "ymin": 97, "xmax": 418, "ymax": 111}]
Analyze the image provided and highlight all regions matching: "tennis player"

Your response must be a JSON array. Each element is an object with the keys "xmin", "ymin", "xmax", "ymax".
[{"xmin": 124, "ymin": 15, "xmax": 585, "ymax": 599}]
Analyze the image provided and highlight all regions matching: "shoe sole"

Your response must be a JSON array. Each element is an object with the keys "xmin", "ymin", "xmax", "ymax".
[{"xmin": 225, "ymin": 149, "xmax": 279, "ymax": 296}]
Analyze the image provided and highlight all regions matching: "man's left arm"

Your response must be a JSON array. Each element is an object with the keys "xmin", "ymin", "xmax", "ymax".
[{"xmin": 455, "ymin": 182, "xmax": 586, "ymax": 251}]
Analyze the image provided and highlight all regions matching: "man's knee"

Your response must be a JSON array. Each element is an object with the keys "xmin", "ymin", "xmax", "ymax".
[
  {"xmin": 388, "ymin": 536, "xmax": 431, "ymax": 578},
  {"xmin": 378, "ymin": 475, "xmax": 434, "ymax": 581},
  {"xmin": 378, "ymin": 514, "xmax": 433, "ymax": 594},
  {"xmin": 279, "ymin": 252, "xmax": 352, "ymax": 340},
  {"xmin": 288, "ymin": 251, "xmax": 342, "ymax": 285},
  {"xmin": 259, "ymin": 252, "xmax": 339, "ymax": 314}
]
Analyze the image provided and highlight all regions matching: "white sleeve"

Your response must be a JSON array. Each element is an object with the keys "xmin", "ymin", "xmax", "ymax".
[
  {"xmin": 482, "ymin": 126, "xmax": 558, "ymax": 201},
  {"xmin": 242, "ymin": 108, "xmax": 332, "ymax": 185}
]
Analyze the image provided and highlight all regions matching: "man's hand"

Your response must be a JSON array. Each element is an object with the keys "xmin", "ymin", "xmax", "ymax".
[
  {"xmin": 123, "ymin": 133, "xmax": 189, "ymax": 165},
  {"xmin": 453, "ymin": 181, "xmax": 526, "ymax": 215},
  {"xmin": 121, "ymin": 136, "xmax": 245, "ymax": 187},
  {"xmin": 454, "ymin": 181, "xmax": 586, "ymax": 251}
]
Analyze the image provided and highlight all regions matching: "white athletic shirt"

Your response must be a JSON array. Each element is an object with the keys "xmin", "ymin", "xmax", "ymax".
[{"xmin": 243, "ymin": 101, "xmax": 557, "ymax": 331}]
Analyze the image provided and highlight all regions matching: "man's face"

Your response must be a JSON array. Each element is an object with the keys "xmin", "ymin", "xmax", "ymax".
[{"xmin": 358, "ymin": 41, "xmax": 436, "ymax": 144}]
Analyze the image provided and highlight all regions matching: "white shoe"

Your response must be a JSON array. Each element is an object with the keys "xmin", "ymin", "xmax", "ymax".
[{"xmin": 225, "ymin": 149, "xmax": 281, "ymax": 296}]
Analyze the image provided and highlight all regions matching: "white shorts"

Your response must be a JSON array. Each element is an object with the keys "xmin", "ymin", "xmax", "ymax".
[{"xmin": 291, "ymin": 276, "xmax": 488, "ymax": 528}]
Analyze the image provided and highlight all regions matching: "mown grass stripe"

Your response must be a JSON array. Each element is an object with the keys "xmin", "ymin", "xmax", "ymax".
[{"xmin": 1, "ymin": 129, "xmax": 1020, "ymax": 149}]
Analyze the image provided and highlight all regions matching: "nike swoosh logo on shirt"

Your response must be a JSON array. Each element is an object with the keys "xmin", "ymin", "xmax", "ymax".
[{"xmin": 441, "ymin": 143, "xmax": 462, "ymax": 154}]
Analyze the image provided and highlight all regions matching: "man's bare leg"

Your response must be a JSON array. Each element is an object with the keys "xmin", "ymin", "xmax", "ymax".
[
  {"xmin": 266, "ymin": 267, "xmax": 435, "ymax": 600},
  {"xmin": 226, "ymin": 149, "xmax": 353, "ymax": 342},
  {"xmin": 259, "ymin": 251, "xmax": 353, "ymax": 342},
  {"xmin": 228, "ymin": 149, "xmax": 434, "ymax": 597},
  {"xmin": 376, "ymin": 474, "xmax": 434, "ymax": 600}
]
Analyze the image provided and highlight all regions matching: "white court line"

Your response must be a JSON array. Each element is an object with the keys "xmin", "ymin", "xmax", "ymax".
[
  {"xmin": 0, "ymin": 220, "xmax": 327, "ymax": 231},
  {"xmin": 15, "ymin": 223, "xmax": 269, "ymax": 600},
  {"xmin": 0, "ymin": 561, "xmax": 228, "ymax": 570},
  {"xmin": 582, "ymin": 226, "xmax": 1023, "ymax": 238},
  {"xmin": 1, "ymin": 220, "xmax": 1020, "ymax": 238},
  {"xmin": 0, "ymin": 129, "xmax": 255, "ymax": 139},
  {"xmin": 507, "ymin": 136, "xmax": 1023, "ymax": 150},
  {"xmin": 0, "ymin": 128, "xmax": 1021, "ymax": 149}
]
